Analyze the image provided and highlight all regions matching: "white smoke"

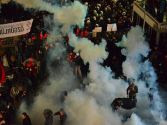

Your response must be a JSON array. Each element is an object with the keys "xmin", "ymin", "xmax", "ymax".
[
  {"xmin": 69, "ymin": 33, "xmax": 108, "ymax": 64},
  {"xmin": 117, "ymin": 26, "xmax": 166, "ymax": 124},
  {"xmin": 159, "ymin": 121, "xmax": 167, "ymax": 125},
  {"xmin": 64, "ymin": 90, "xmax": 122, "ymax": 125},
  {"xmin": 118, "ymin": 27, "xmax": 149, "ymax": 59},
  {"xmin": 15, "ymin": 1, "xmax": 167, "ymax": 125},
  {"xmin": 54, "ymin": 2, "xmax": 87, "ymax": 33},
  {"xmin": 17, "ymin": 1, "xmax": 87, "ymax": 124},
  {"xmin": 124, "ymin": 114, "xmax": 146, "ymax": 125},
  {"xmin": 14, "ymin": 0, "xmax": 87, "ymax": 34},
  {"xmin": 87, "ymin": 62, "xmax": 126, "ymax": 104},
  {"xmin": 19, "ymin": 25, "xmax": 167, "ymax": 125},
  {"xmin": 117, "ymin": 26, "xmax": 150, "ymax": 79}
]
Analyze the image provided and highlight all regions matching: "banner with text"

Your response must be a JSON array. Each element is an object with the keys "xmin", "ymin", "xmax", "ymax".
[
  {"xmin": 0, "ymin": 19, "xmax": 33, "ymax": 38},
  {"xmin": 107, "ymin": 23, "xmax": 117, "ymax": 32}
]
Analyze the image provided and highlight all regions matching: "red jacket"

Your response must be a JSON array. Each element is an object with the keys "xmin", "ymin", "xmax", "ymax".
[
  {"xmin": 75, "ymin": 28, "xmax": 80, "ymax": 36},
  {"xmin": 0, "ymin": 62, "xmax": 6, "ymax": 86}
]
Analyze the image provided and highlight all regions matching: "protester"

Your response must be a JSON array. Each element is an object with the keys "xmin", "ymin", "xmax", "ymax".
[
  {"xmin": 67, "ymin": 51, "xmax": 83, "ymax": 81},
  {"xmin": 0, "ymin": 0, "xmax": 167, "ymax": 124},
  {"xmin": 127, "ymin": 81, "xmax": 138, "ymax": 100},
  {"xmin": 5, "ymin": 102, "xmax": 15, "ymax": 125},
  {"xmin": 74, "ymin": 53, "xmax": 83, "ymax": 81},
  {"xmin": 22, "ymin": 112, "xmax": 32, "ymax": 125},
  {"xmin": 43, "ymin": 109, "xmax": 53, "ymax": 125},
  {"xmin": 60, "ymin": 91, "xmax": 68, "ymax": 103}
]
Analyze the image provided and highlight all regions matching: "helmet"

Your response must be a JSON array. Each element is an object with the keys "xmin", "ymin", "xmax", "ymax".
[
  {"xmin": 93, "ymin": 16, "xmax": 96, "ymax": 21},
  {"xmin": 95, "ymin": 24, "xmax": 99, "ymax": 27},
  {"xmin": 100, "ymin": 17, "xmax": 103, "ymax": 21},
  {"xmin": 84, "ymin": 2, "xmax": 88, "ymax": 6},
  {"xmin": 86, "ymin": 19, "xmax": 91, "ymax": 24},
  {"xmin": 76, "ymin": 53, "xmax": 79, "ymax": 56}
]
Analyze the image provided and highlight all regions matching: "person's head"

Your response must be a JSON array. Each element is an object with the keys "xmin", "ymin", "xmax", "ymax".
[
  {"xmin": 7, "ymin": 102, "xmax": 12, "ymax": 109},
  {"xmin": 122, "ymin": 11, "xmax": 126, "ymax": 16},
  {"xmin": 97, "ymin": 3, "xmax": 101, "ymax": 8},
  {"xmin": 100, "ymin": 17, "xmax": 103, "ymax": 21},
  {"xmin": 84, "ymin": 2, "xmax": 88, "ymax": 6},
  {"xmin": 105, "ymin": 7, "xmax": 108, "ymax": 12},
  {"xmin": 86, "ymin": 19, "xmax": 90, "ymax": 24},
  {"xmin": 128, "ymin": 80, "xmax": 133, "ymax": 85},
  {"xmin": 131, "ymin": 82, "xmax": 135, "ymax": 86},
  {"xmin": 95, "ymin": 24, "xmax": 99, "ymax": 27},
  {"xmin": 93, "ymin": 10, "xmax": 97, "ymax": 15},
  {"xmin": 10, "ymin": 55, "xmax": 16, "ymax": 62},
  {"xmin": 107, "ymin": 18, "xmax": 111, "ymax": 22},
  {"xmin": 93, "ymin": 16, "xmax": 96, "ymax": 21},
  {"xmin": 64, "ymin": 91, "xmax": 68, "ymax": 96},
  {"xmin": 22, "ymin": 112, "xmax": 27, "ymax": 119},
  {"xmin": 96, "ymin": 6, "xmax": 100, "ymax": 11},
  {"xmin": 128, "ymin": 78, "xmax": 135, "ymax": 85}
]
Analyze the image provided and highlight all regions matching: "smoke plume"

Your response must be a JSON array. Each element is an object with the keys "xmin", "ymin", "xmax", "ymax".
[
  {"xmin": 15, "ymin": 1, "xmax": 167, "ymax": 125},
  {"xmin": 14, "ymin": 0, "xmax": 87, "ymax": 34},
  {"xmin": 69, "ymin": 33, "xmax": 108, "ymax": 64},
  {"xmin": 117, "ymin": 26, "xmax": 166, "ymax": 124}
]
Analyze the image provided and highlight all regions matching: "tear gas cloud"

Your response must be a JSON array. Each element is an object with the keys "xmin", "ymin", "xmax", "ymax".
[
  {"xmin": 20, "ymin": 45, "xmax": 80, "ymax": 124},
  {"xmin": 14, "ymin": 1, "xmax": 167, "ymax": 125},
  {"xmin": 69, "ymin": 33, "xmax": 108, "ymax": 64},
  {"xmin": 124, "ymin": 114, "xmax": 145, "ymax": 125},
  {"xmin": 118, "ymin": 26, "xmax": 165, "ymax": 124},
  {"xmin": 64, "ymin": 90, "xmax": 122, "ymax": 125},
  {"xmin": 119, "ymin": 27, "xmax": 149, "ymax": 58},
  {"xmin": 14, "ymin": 0, "xmax": 87, "ymax": 34},
  {"xmin": 117, "ymin": 26, "xmax": 150, "ymax": 79}
]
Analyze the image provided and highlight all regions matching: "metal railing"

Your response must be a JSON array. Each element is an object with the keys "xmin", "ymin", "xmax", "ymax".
[{"xmin": 133, "ymin": 1, "xmax": 167, "ymax": 32}]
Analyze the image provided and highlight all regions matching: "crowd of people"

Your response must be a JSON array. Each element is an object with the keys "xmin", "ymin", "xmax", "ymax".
[
  {"xmin": 0, "ymin": 3, "xmax": 50, "ymax": 123},
  {"xmin": 70, "ymin": 0, "xmax": 135, "ymax": 77},
  {"xmin": 0, "ymin": 0, "xmax": 167, "ymax": 124},
  {"xmin": 0, "ymin": 33, "xmax": 49, "ymax": 124},
  {"xmin": 75, "ymin": 0, "xmax": 134, "ymax": 43}
]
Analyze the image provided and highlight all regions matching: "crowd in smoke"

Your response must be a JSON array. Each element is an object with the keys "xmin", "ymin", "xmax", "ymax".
[
  {"xmin": 0, "ymin": 0, "xmax": 167, "ymax": 125},
  {"xmin": 69, "ymin": 33, "xmax": 108, "ymax": 63},
  {"xmin": 20, "ymin": 3, "xmax": 166, "ymax": 125},
  {"xmin": 117, "ymin": 26, "xmax": 166, "ymax": 124}
]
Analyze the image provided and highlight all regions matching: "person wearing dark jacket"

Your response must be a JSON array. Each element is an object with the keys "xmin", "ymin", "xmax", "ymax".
[
  {"xmin": 22, "ymin": 112, "xmax": 32, "ymax": 125},
  {"xmin": 43, "ymin": 109, "xmax": 53, "ymax": 125},
  {"xmin": 74, "ymin": 53, "xmax": 83, "ymax": 81},
  {"xmin": 127, "ymin": 82, "xmax": 138, "ymax": 100}
]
